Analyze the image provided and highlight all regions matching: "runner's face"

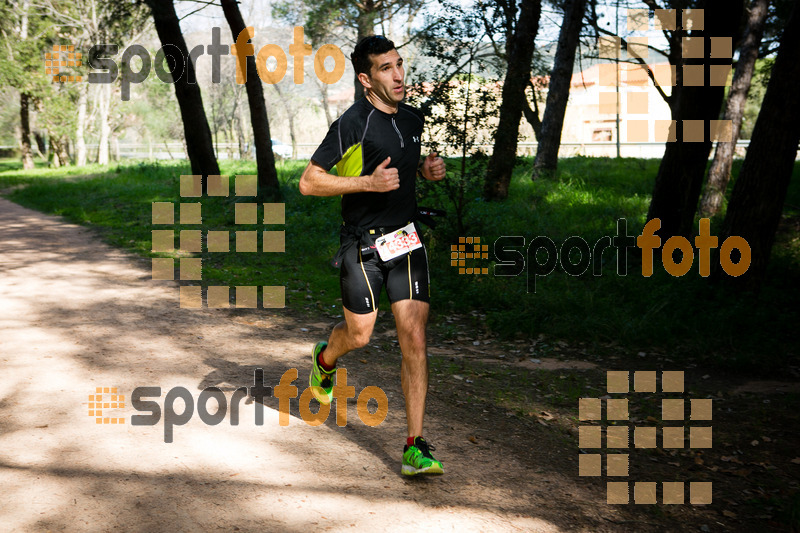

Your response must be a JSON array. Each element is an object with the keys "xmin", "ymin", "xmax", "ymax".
[{"xmin": 364, "ymin": 50, "xmax": 405, "ymax": 106}]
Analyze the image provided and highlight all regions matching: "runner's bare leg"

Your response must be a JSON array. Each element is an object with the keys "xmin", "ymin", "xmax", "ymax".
[
  {"xmin": 391, "ymin": 299, "xmax": 429, "ymax": 438},
  {"xmin": 322, "ymin": 307, "xmax": 378, "ymax": 367}
]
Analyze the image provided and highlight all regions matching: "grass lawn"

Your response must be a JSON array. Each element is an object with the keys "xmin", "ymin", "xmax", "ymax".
[{"xmin": 1, "ymin": 156, "xmax": 798, "ymax": 374}]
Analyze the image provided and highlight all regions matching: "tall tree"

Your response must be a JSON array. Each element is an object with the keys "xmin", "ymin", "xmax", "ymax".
[
  {"xmin": 531, "ymin": 0, "xmax": 588, "ymax": 180},
  {"xmin": 645, "ymin": 0, "xmax": 745, "ymax": 240},
  {"xmin": 220, "ymin": 0, "xmax": 281, "ymax": 200},
  {"xmin": 143, "ymin": 0, "xmax": 220, "ymax": 178},
  {"xmin": 0, "ymin": 0, "xmax": 40, "ymax": 169},
  {"xmin": 715, "ymin": 1, "xmax": 800, "ymax": 291},
  {"xmin": 273, "ymin": 1, "xmax": 343, "ymax": 128},
  {"xmin": 36, "ymin": 0, "xmax": 150, "ymax": 166},
  {"xmin": 483, "ymin": 0, "xmax": 542, "ymax": 200},
  {"xmin": 698, "ymin": 0, "xmax": 769, "ymax": 217},
  {"xmin": 406, "ymin": 1, "xmax": 496, "ymax": 234}
]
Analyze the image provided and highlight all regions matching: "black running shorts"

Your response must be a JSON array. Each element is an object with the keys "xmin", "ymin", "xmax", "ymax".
[{"xmin": 340, "ymin": 229, "xmax": 430, "ymax": 314}]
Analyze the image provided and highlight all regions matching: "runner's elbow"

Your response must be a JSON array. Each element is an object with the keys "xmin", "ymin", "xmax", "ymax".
[
  {"xmin": 299, "ymin": 169, "xmax": 314, "ymax": 196},
  {"xmin": 299, "ymin": 176, "xmax": 310, "ymax": 195}
]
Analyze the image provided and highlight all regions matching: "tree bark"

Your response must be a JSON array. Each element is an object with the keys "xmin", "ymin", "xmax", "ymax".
[
  {"xmin": 646, "ymin": 0, "xmax": 745, "ymax": 240},
  {"xmin": 273, "ymin": 84, "xmax": 298, "ymax": 160},
  {"xmin": 220, "ymin": 0, "xmax": 281, "ymax": 200},
  {"xmin": 144, "ymin": 0, "xmax": 220, "ymax": 178},
  {"xmin": 97, "ymin": 83, "xmax": 110, "ymax": 165},
  {"xmin": 112, "ymin": 134, "xmax": 120, "ymax": 162},
  {"xmin": 715, "ymin": 2, "xmax": 800, "ymax": 291},
  {"xmin": 33, "ymin": 132, "xmax": 47, "ymax": 159},
  {"xmin": 51, "ymin": 137, "xmax": 62, "ymax": 168},
  {"xmin": 76, "ymin": 82, "xmax": 88, "ymax": 166},
  {"xmin": 60, "ymin": 136, "xmax": 70, "ymax": 166},
  {"xmin": 236, "ymin": 99, "xmax": 248, "ymax": 160},
  {"xmin": 20, "ymin": 93, "xmax": 35, "ymax": 170},
  {"xmin": 50, "ymin": 136, "xmax": 70, "ymax": 167},
  {"xmin": 483, "ymin": 0, "xmax": 542, "ymax": 200},
  {"xmin": 522, "ymin": 82, "xmax": 543, "ymax": 141},
  {"xmin": 320, "ymin": 81, "xmax": 333, "ymax": 128},
  {"xmin": 699, "ymin": 0, "xmax": 769, "ymax": 217},
  {"xmin": 532, "ymin": 0, "xmax": 587, "ymax": 180}
]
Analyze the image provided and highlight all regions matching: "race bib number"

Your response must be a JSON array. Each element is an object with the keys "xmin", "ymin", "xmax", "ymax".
[{"xmin": 375, "ymin": 222, "xmax": 422, "ymax": 262}]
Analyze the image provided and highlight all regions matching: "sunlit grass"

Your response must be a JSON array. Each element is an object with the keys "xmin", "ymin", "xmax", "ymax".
[{"xmin": 1, "ymin": 155, "xmax": 798, "ymax": 373}]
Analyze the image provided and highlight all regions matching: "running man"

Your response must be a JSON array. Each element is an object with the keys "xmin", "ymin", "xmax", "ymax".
[{"xmin": 299, "ymin": 35, "xmax": 446, "ymax": 476}]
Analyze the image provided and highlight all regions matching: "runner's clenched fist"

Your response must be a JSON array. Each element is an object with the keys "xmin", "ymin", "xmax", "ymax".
[
  {"xmin": 420, "ymin": 152, "xmax": 446, "ymax": 181},
  {"xmin": 371, "ymin": 156, "xmax": 400, "ymax": 192}
]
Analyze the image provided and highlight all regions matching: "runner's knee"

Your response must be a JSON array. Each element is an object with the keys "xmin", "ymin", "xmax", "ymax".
[
  {"xmin": 401, "ymin": 331, "xmax": 426, "ymax": 357},
  {"xmin": 350, "ymin": 331, "xmax": 372, "ymax": 349}
]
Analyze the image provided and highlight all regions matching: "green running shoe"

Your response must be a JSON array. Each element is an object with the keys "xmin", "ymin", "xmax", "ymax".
[
  {"xmin": 402, "ymin": 437, "xmax": 444, "ymax": 476},
  {"xmin": 309, "ymin": 341, "xmax": 335, "ymax": 405}
]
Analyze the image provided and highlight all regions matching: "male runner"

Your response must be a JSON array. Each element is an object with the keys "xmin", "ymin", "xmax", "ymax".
[{"xmin": 299, "ymin": 35, "xmax": 446, "ymax": 476}]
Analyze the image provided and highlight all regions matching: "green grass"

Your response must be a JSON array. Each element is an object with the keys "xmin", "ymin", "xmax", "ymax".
[{"xmin": 1, "ymin": 155, "xmax": 798, "ymax": 374}]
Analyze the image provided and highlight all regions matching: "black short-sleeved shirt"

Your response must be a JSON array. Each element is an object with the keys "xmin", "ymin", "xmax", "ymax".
[{"xmin": 311, "ymin": 97, "xmax": 424, "ymax": 229}]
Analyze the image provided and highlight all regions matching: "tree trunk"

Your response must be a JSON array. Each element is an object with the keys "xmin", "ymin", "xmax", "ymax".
[
  {"xmin": 145, "ymin": 0, "xmax": 220, "ymax": 179},
  {"xmin": 320, "ymin": 81, "xmax": 333, "ymax": 128},
  {"xmin": 273, "ymin": 84, "xmax": 298, "ymax": 160},
  {"xmin": 60, "ymin": 136, "xmax": 70, "ymax": 166},
  {"xmin": 483, "ymin": 0, "xmax": 542, "ymax": 200},
  {"xmin": 98, "ymin": 83, "xmax": 110, "ymax": 164},
  {"xmin": 51, "ymin": 137, "xmax": 62, "ymax": 168},
  {"xmin": 699, "ymin": 0, "xmax": 769, "ymax": 217},
  {"xmin": 112, "ymin": 134, "xmax": 120, "ymax": 161},
  {"xmin": 354, "ymin": 1, "xmax": 376, "ymax": 102},
  {"xmin": 19, "ymin": 93, "xmax": 35, "ymax": 170},
  {"xmin": 646, "ymin": 0, "xmax": 745, "ymax": 240},
  {"xmin": 50, "ymin": 136, "xmax": 70, "ymax": 167},
  {"xmin": 522, "ymin": 82, "xmax": 543, "ymax": 141},
  {"xmin": 33, "ymin": 132, "xmax": 47, "ymax": 159},
  {"xmin": 715, "ymin": 2, "xmax": 800, "ymax": 291},
  {"xmin": 236, "ymin": 99, "xmax": 247, "ymax": 160},
  {"xmin": 532, "ymin": 0, "xmax": 587, "ymax": 180},
  {"xmin": 220, "ymin": 0, "xmax": 281, "ymax": 200},
  {"xmin": 228, "ymin": 123, "xmax": 236, "ymax": 160},
  {"xmin": 76, "ymin": 82, "xmax": 88, "ymax": 166}
]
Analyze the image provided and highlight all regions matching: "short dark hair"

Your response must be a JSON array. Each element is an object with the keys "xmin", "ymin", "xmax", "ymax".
[{"xmin": 350, "ymin": 35, "xmax": 396, "ymax": 76}]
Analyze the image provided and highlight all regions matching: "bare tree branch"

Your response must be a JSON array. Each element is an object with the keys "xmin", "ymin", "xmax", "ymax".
[{"xmin": 593, "ymin": 24, "xmax": 671, "ymax": 104}]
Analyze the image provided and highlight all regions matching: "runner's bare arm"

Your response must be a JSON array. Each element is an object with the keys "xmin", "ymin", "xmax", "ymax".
[{"xmin": 299, "ymin": 158, "xmax": 400, "ymax": 196}]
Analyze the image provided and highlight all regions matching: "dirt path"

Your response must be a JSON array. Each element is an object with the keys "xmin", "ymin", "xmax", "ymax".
[{"xmin": 0, "ymin": 196, "xmax": 726, "ymax": 532}]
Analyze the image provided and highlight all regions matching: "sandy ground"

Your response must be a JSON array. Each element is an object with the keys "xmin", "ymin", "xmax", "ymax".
[{"xmin": 0, "ymin": 196, "xmax": 679, "ymax": 532}]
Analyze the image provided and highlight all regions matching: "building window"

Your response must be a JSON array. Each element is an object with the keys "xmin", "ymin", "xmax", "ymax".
[{"xmin": 592, "ymin": 128, "xmax": 613, "ymax": 142}]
